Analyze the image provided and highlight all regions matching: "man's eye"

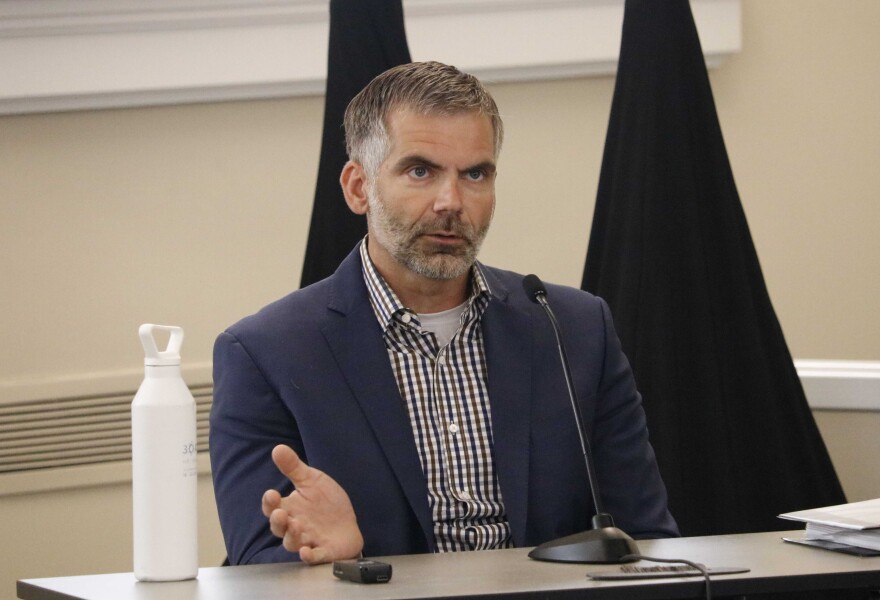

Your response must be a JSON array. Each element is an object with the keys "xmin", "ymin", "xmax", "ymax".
[
  {"xmin": 410, "ymin": 166, "xmax": 429, "ymax": 178},
  {"xmin": 467, "ymin": 169, "xmax": 485, "ymax": 181}
]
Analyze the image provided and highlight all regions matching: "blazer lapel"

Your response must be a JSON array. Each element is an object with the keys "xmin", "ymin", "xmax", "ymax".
[
  {"xmin": 480, "ymin": 268, "xmax": 534, "ymax": 547},
  {"xmin": 319, "ymin": 250, "xmax": 434, "ymax": 545}
]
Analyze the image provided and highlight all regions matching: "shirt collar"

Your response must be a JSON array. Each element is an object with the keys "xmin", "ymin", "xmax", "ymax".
[{"xmin": 359, "ymin": 237, "xmax": 493, "ymax": 333}]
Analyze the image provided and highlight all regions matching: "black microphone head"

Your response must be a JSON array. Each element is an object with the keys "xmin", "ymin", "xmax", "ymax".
[{"xmin": 522, "ymin": 274, "xmax": 547, "ymax": 304}]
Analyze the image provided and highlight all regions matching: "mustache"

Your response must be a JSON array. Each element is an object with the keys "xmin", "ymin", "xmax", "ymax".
[{"xmin": 411, "ymin": 215, "xmax": 477, "ymax": 240}]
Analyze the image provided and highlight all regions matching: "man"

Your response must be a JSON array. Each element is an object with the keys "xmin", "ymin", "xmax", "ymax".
[{"xmin": 210, "ymin": 61, "xmax": 678, "ymax": 566}]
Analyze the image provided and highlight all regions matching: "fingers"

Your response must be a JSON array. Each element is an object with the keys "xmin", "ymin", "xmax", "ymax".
[
  {"xmin": 262, "ymin": 489, "xmax": 281, "ymax": 518},
  {"xmin": 269, "ymin": 511, "xmax": 304, "ymax": 552},
  {"xmin": 273, "ymin": 516, "xmax": 365, "ymax": 566},
  {"xmin": 280, "ymin": 518, "xmax": 319, "ymax": 560},
  {"xmin": 272, "ymin": 444, "xmax": 312, "ymax": 486},
  {"xmin": 268, "ymin": 508, "xmax": 291, "ymax": 539},
  {"xmin": 298, "ymin": 545, "xmax": 329, "ymax": 565},
  {"xmin": 267, "ymin": 507, "xmax": 314, "ymax": 553},
  {"xmin": 282, "ymin": 518, "xmax": 304, "ymax": 553}
]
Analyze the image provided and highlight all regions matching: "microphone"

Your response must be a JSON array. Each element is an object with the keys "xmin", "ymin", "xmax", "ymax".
[{"xmin": 522, "ymin": 274, "xmax": 639, "ymax": 563}]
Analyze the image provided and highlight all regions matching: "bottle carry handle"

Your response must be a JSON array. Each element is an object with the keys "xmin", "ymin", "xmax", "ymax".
[{"xmin": 139, "ymin": 324, "xmax": 184, "ymax": 365}]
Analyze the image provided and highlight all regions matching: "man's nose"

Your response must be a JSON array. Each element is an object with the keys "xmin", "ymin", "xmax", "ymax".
[{"xmin": 433, "ymin": 177, "xmax": 464, "ymax": 213}]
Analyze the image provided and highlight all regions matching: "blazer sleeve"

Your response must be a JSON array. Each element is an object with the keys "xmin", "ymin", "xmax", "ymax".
[
  {"xmin": 589, "ymin": 298, "xmax": 679, "ymax": 539},
  {"xmin": 209, "ymin": 330, "xmax": 303, "ymax": 564}
]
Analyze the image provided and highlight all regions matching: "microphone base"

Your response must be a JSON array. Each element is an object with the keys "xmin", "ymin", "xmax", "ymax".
[{"xmin": 528, "ymin": 527, "xmax": 640, "ymax": 564}]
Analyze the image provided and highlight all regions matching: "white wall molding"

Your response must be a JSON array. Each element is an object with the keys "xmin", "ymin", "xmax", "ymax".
[
  {"xmin": 0, "ymin": 0, "xmax": 327, "ymax": 37},
  {"xmin": 795, "ymin": 360, "xmax": 880, "ymax": 412},
  {"xmin": 0, "ymin": 0, "xmax": 741, "ymax": 115},
  {"xmin": 4, "ymin": 358, "xmax": 873, "ymax": 412},
  {"xmin": 0, "ymin": 362, "xmax": 212, "ymax": 406}
]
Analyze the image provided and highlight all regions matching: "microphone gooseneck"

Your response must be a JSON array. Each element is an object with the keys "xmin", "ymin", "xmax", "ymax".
[
  {"xmin": 522, "ymin": 274, "xmax": 639, "ymax": 564},
  {"xmin": 521, "ymin": 274, "xmax": 604, "ymax": 516}
]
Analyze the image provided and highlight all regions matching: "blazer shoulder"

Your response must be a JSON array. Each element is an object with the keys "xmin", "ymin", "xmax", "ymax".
[
  {"xmin": 480, "ymin": 264, "xmax": 605, "ymax": 312},
  {"xmin": 226, "ymin": 245, "xmax": 369, "ymax": 341},
  {"xmin": 224, "ymin": 276, "xmax": 334, "ymax": 343}
]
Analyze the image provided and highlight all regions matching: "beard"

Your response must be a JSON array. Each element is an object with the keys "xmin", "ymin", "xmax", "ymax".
[{"xmin": 366, "ymin": 186, "xmax": 491, "ymax": 280}]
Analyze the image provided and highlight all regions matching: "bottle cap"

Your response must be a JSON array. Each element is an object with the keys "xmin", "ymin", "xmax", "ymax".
[{"xmin": 139, "ymin": 324, "xmax": 184, "ymax": 366}]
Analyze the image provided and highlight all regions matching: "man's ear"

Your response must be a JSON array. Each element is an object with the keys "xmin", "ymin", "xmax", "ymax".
[{"xmin": 340, "ymin": 161, "xmax": 369, "ymax": 215}]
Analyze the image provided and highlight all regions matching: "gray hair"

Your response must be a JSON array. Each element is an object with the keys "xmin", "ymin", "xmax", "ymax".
[{"xmin": 343, "ymin": 61, "xmax": 504, "ymax": 178}]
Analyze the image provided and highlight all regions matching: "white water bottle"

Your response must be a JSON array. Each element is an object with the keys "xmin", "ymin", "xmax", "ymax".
[{"xmin": 132, "ymin": 324, "xmax": 199, "ymax": 581}]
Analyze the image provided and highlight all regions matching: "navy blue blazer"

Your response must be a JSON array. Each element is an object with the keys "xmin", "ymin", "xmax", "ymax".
[{"xmin": 210, "ymin": 247, "xmax": 678, "ymax": 564}]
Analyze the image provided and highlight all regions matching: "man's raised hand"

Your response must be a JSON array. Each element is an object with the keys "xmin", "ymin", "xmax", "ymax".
[{"xmin": 261, "ymin": 444, "xmax": 364, "ymax": 565}]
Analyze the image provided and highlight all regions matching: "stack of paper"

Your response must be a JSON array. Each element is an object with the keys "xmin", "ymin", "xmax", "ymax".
[{"xmin": 779, "ymin": 498, "xmax": 880, "ymax": 552}]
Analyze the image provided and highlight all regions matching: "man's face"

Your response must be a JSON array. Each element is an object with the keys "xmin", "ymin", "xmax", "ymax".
[{"xmin": 365, "ymin": 109, "xmax": 497, "ymax": 281}]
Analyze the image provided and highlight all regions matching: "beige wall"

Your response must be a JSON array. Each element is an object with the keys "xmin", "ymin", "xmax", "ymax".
[
  {"xmin": 2, "ymin": 476, "xmax": 225, "ymax": 592},
  {"xmin": 1, "ymin": 1, "xmax": 878, "ymax": 598},
  {"xmin": 710, "ymin": 1, "xmax": 880, "ymax": 361},
  {"xmin": 813, "ymin": 411, "xmax": 880, "ymax": 504}
]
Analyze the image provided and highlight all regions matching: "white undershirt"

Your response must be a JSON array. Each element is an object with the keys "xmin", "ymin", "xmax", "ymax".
[{"xmin": 418, "ymin": 302, "xmax": 468, "ymax": 349}]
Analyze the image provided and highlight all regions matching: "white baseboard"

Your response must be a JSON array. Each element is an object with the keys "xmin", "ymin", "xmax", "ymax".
[
  {"xmin": 795, "ymin": 360, "xmax": 880, "ymax": 412},
  {"xmin": 0, "ymin": 357, "xmax": 875, "ymax": 498},
  {"xmin": 0, "ymin": 362, "xmax": 212, "ymax": 406}
]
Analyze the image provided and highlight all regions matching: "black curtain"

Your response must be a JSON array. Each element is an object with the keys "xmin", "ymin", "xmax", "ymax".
[
  {"xmin": 300, "ymin": 0, "xmax": 412, "ymax": 288},
  {"xmin": 582, "ymin": 0, "xmax": 845, "ymax": 537}
]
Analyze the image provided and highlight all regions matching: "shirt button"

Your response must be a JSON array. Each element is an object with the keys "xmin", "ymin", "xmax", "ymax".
[
  {"xmin": 449, "ymin": 423, "xmax": 459, "ymax": 434},
  {"xmin": 400, "ymin": 312, "xmax": 412, "ymax": 324}
]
